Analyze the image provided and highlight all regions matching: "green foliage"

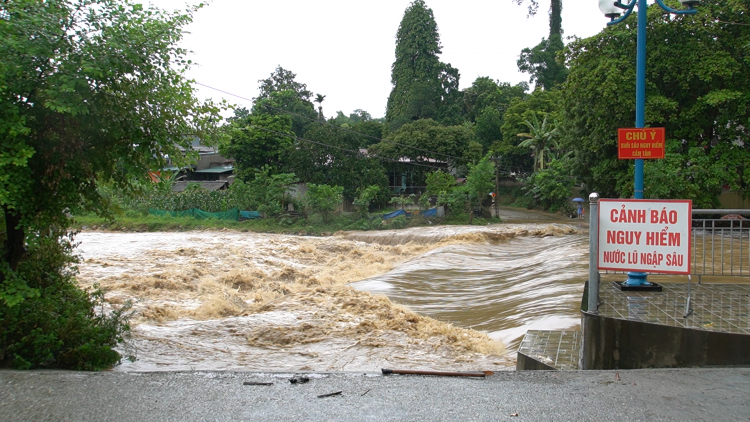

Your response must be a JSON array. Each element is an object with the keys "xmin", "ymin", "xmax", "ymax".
[
  {"xmin": 517, "ymin": 114, "xmax": 559, "ymax": 171},
  {"xmin": 353, "ymin": 185, "xmax": 382, "ymax": 219},
  {"xmin": 517, "ymin": 0, "xmax": 567, "ymax": 90},
  {"xmin": 464, "ymin": 140, "xmax": 485, "ymax": 165},
  {"xmin": 498, "ymin": 89, "xmax": 561, "ymax": 172},
  {"xmin": 386, "ymin": 0, "xmax": 463, "ymax": 129},
  {"xmin": 244, "ymin": 167, "xmax": 297, "ymax": 218},
  {"xmin": 257, "ymin": 65, "xmax": 314, "ymax": 102},
  {"xmin": 437, "ymin": 188, "xmax": 469, "ymax": 214},
  {"xmin": 0, "ymin": 0, "xmax": 219, "ymax": 369},
  {"xmin": 425, "ymin": 171, "xmax": 456, "ymax": 196},
  {"xmin": 372, "ymin": 119, "xmax": 473, "ymax": 168},
  {"xmin": 0, "ymin": 230, "xmax": 129, "ymax": 370},
  {"xmin": 463, "ymin": 77, "xmax": 528, "ymax": 123},
  {"xmin": 305, "ymin": 184, "xmax": 344, "ymax": 223},
  {"xmin": 286, "ymin": 123, "xmax": 388, "ymax": 198},
  {"xmin": 221, "ymin": 112, "xmax": 294, "ymax": 181},
  {"xmin": 389, "ymin": 194, "xmax": 415, "ymax": 210},
  {"xmin": 465, "ymin": 155, "xmax": 496, "ymax": 221},
  {"xmin": 524, "ymin": 158, "xmax": 574, "ymax": 212},
  {"xmin": 562, "ymin": 0, "xmax": 750, "ymax": 201}
]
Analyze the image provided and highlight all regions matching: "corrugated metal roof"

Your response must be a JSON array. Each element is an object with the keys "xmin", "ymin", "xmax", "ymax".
[{"xmin": 193, "ymin": 166, "xmax": 233, "ymax": 174}]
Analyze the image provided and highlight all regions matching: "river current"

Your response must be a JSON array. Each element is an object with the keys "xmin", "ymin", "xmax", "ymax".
[{"xmin": 75, "ymin": 212, "xmax": 589, "ymax": 372}]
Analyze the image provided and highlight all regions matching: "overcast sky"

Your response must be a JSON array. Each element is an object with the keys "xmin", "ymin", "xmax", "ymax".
[{"xmin": 148, "ymin": 0, "xmax": 612, "ymax": 119}]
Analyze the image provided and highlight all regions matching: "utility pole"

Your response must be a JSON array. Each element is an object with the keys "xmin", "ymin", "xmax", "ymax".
[{"xmin": 492, "ymin": 154, "xmax": 501, "ymax": 219}]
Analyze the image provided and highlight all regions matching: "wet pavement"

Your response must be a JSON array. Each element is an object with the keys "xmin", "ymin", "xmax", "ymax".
[{"xmin": 1, "ymin": 369, "xmax": 749, "ymax": 421}]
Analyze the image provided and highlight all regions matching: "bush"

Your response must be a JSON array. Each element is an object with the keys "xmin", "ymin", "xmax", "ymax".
[
  {"xmin": 305, "ymin": 184, "xmax": 344, "ymax": 223},
  {"xmin": 353, "ymin": 185, "xmax": 381, "ymax": 219},
  {"xmin": 524, "ymin": 158, "xmax": 575, "ymax": 212},
  {"xmin": 0, "ymin": 230, "xmax": 130, "ymax": 370}
]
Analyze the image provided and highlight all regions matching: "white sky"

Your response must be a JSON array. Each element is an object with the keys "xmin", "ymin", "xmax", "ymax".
[{"xmin": 147, "ymin": 0, "xmax": 612, "ymax": 119}]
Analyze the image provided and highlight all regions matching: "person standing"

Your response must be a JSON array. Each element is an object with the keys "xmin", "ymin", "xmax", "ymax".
[{"xmin": 577, "ymin": 203, "xmax": 583, "ymax": 220}]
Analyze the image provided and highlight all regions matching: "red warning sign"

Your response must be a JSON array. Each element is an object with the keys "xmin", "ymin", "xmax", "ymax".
[{"xmin": 618, "ymin": 128, "xmax": 665, "ymax": 159}]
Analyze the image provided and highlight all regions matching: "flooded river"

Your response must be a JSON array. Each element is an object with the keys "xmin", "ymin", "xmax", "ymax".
[{"xmin": 75, "ymin": 213, "xmax": 588, "ymax": 372}]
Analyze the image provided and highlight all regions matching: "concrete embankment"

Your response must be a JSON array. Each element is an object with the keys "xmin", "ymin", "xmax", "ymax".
[{"xmin": 1, "ymin": 369, "xmax": 748, "ymax": 421}]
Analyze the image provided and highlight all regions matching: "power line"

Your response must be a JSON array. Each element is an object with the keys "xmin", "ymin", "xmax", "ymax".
[
  {"xmin": 244, "ymin": 125, "xmax": 449, "ymax": 171},
  {"xmin": 195, "ymin": 81, "xmax": 471, "ymax": 164}
]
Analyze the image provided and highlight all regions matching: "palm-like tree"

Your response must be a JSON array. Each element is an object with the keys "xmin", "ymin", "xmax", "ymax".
[
  {"xmin": 517, "ymin": 114, "xmax": 558, "ymax": 171},
  {"xmin": 314, "ymin": 94, "xmax": 326, "ymax": 120}
]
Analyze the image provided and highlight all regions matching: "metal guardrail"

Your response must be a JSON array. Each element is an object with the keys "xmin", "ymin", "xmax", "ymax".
[{"xmin": 691, "ymin": 209, "xmax": 750, "ymax": 277}]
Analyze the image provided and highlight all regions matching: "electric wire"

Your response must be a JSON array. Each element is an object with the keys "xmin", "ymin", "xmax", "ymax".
[
  {"xmin": 245, "ymin": 125, "xmax": 449, "ymax": 171},
  {"xmin": 195, "ymin": 81, "xmax": 471, "ymax": 163}
]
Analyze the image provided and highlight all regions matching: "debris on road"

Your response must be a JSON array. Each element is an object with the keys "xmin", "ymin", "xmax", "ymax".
[
  {"xmin": 381, "ymin": 368, "xmax": 492, "ymax": 378},
  {"xmin": 317, "ymin": 391, "xmax": 342, "ymax": 398}
]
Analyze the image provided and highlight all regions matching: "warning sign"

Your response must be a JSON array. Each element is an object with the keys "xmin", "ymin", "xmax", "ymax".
[
  {"xmin": 598, "ymin": 199, "xmax": 692, "ymax": 274},
  {"xmin": 618, "ymin": 128, "xmax": 665, "ymax": 159}
]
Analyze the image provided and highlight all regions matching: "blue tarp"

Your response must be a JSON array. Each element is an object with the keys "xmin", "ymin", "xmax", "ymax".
[
  {"xmin": 240, "ymin": 211, "xmax": 261, "ymax": 219},
  {"xmin": 382, "ymin": 208, "xmax": 438, "ymax": 220},
  {"xmin": 421, "ymin": 208, "xmax": 437, "ymax": 217},
  {"xmin": 383, "ymin": 209, "xmax": 408, "ymax": 220}
]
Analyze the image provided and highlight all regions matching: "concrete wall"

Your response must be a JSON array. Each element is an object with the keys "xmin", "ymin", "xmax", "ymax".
[{"xmin": 580, "ymin": 310, "xmax": 750, "ymax": 369}]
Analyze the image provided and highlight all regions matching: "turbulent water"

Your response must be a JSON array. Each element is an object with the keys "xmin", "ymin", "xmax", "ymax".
[
  {"xmin": 75, "ymin": 218, "xmax": 588, "ymax": 372},
  {"xmin": 353, "ymin": 233, "xmax": 588, "ymax": 350}
]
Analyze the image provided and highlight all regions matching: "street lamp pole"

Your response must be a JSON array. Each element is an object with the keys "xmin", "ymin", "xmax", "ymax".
[{"xmin": 599, "ymin": 0, "xmax": 697, "ymax": 286}]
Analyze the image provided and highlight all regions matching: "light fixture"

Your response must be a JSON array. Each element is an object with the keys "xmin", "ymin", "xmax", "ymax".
[
  {"xmin": 679, "ymin": 0, "xmax": 700, "ymax": 9},
  {"xmin": 598, "ymin": 0, "xmax": 621, "ymax": 20}
]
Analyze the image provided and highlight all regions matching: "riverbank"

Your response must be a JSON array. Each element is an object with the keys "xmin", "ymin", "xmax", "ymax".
[
  {"xmin": 2, "ymin": 368, "xmax": 748, "ymax": 421},
  {"xmin": 71, "ymin": 206, "xmax": 574, "ymax": 235}
]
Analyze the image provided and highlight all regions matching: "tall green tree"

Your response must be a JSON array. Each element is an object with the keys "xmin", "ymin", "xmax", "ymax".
[
  {"xmin": 385, "ymin": 0, "xmax": 462, "ymax": 129},
  {"xmin": 0, "ymin": 0, "xmax": 220, "ymax": 368},
  {"xmin": 562, "ymin": 0, "xmax": 750, "ymax": 206},
  {"xmin": 253, "ymin": 67, "xmax": 317, "ymax": 136},
  {"xmin": 517, "ymin": 0, "xmax": 567, "ymax": 90}
]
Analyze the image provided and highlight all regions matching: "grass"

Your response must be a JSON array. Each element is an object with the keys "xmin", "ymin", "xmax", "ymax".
[{"xmin": 72, "ymin": 211, "xmax": 500, "ymax": 235}]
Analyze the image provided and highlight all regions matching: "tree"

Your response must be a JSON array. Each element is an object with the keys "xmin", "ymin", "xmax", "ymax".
[
  {"xmin": 353, "ymin": 185, "xmax": 381, "ymax": 218},
  {"xmin": 1, "ymin": 0, "xmax": 219, "ymax": 287},
  {"xmin": 0, "ymin": 0, "xmax": 220, "ymax": 368},
  {"xmin": 524, "ymin": 157, "xmax": 575, "ymax": 212},
  {"xmin": 462, "ymin": 77, "xmax": 528, "ymax": 123},
  {"xmin": 253, "ymin": 67, "xmax": 317, "ymax": 137},
  {"xmin": 513, "ymin": 0, "xmax": 540, "ymax": 16},
  {"xmin": 371, "ymin": 119, "xmax": 473, "ymax": 169},
  {"xmin": 221, "ymin": 112, "xmax": 294, "ymax": 181},
  {"xmin": 561, "ymin": 0, "xmax": 750, "ymax": 206},
  {"xmin": 498, "ymin": 89, "xmax": 561, "ymax": 172},
  {"xmin": 385, "ymin": 0, "xmax": 462, "ymax": 129},
  {"xmin": 425, "ymin": 171, "xmax": 456, "ymax": 196},
  {"xmin": 245, "ymin": 166, "xmax": 297, "ymax": 218},
  {"xmin": 314, "ymin": 94, "xmax": 326, "ymax": 120},
  {"xmin": 517, "ymin": 114, "xmax": 558, "ymax": 171},
  {"xmin": 305, "ymin": 184, "xmax": 343, "ymax": 223},
  {"xmin": 257, "ymin": 65, "xmax": 313, "ymax": 102},
  {"xmin": 517, "ymin": 0, "xmax": 567, "ymax": 91},
  {"xmin": 465, "ymin": 154, "xmax": 496, "ymax": 223},
  {"xmin": 285, "ymin": 123, "xmax": 388, "ymax": 198}
]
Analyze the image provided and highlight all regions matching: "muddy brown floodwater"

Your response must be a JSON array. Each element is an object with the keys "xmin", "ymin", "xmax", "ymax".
[{"xmin": 76, "ymin": 217, "xmax": 588, "ymax": 372}]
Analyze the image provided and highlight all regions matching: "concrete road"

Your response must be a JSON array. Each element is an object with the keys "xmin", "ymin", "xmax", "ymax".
[{"xmin": 1, "ymin": 369, "xmax": 749, "ymax": 421}]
